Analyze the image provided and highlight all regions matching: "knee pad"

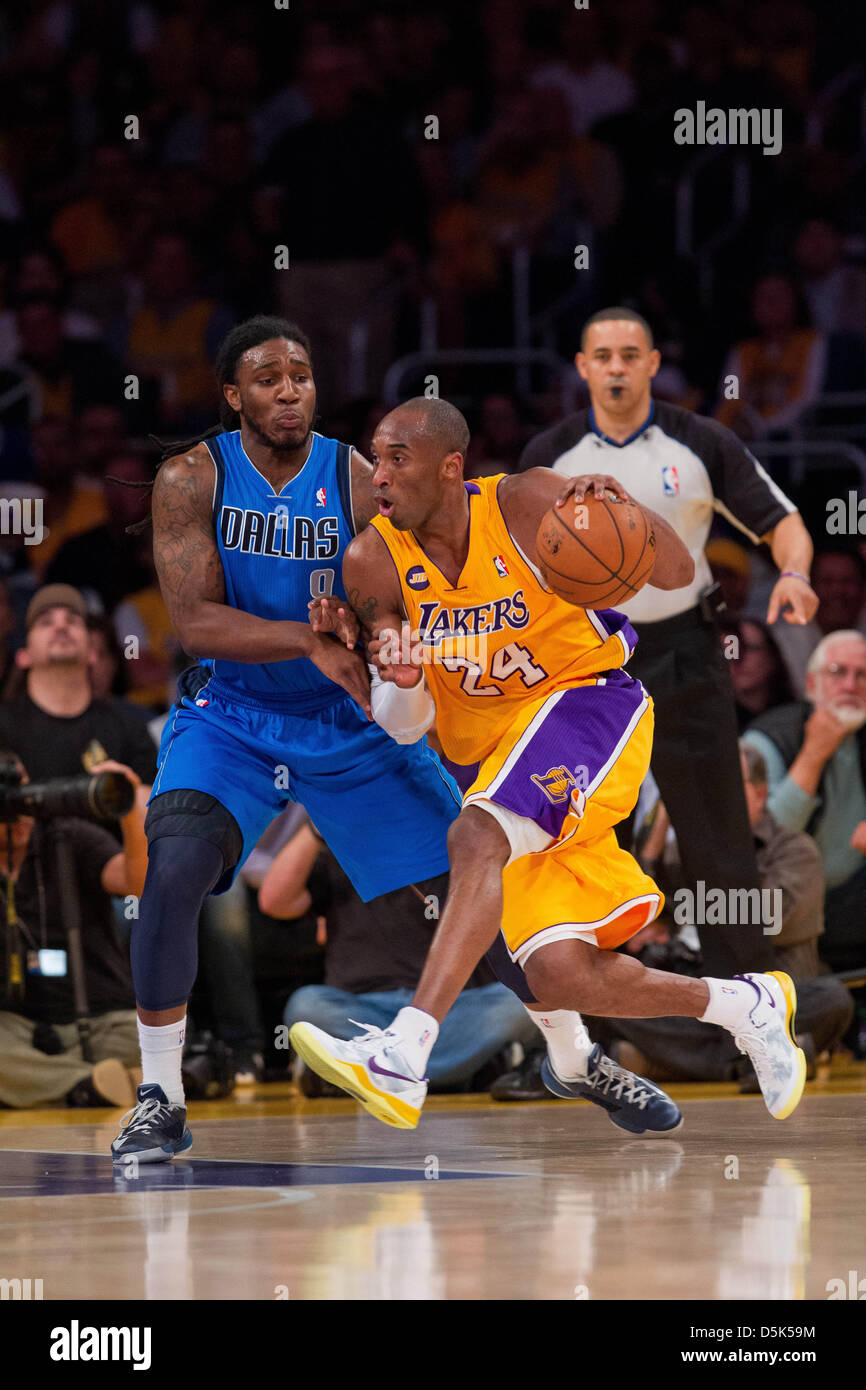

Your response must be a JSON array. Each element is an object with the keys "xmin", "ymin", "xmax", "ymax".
[{"xmin": 146, "ymin": 789, "xmax": 243, "ymax": 887}]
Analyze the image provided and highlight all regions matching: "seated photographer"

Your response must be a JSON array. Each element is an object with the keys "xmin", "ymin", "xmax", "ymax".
[
  {"xmin": 261, "ymin": 814, "xmax": 537, "ymax": 1094},
  {"xmin": 0, "ymin": 584, "xmax": 157, "ymax": 791},
  {"xmin": 0, "ymin": 749, "xmax": 148, "ymax": 1109}
]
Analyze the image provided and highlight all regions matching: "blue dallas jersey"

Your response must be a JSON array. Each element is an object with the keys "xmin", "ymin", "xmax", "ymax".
[
  {"xmin": 201, "ymin": 429, "xmax": 356, "ymax": 706},
  {"xmin": 155, "ymin": 425, "xmax": 462, "ymax": 902}
]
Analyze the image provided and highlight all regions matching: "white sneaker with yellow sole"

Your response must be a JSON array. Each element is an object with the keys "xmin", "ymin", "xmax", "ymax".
[
  {"xmin": 289, "ymin": 1020, "xmax": 427, "ymax": 1129},
  {"xmin": 729, "ymin": 971, "xmax": 807, "ymax": 1119}
]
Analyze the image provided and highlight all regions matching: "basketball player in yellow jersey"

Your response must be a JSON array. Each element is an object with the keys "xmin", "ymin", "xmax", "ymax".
[{"xmin": 290, "ymin": 398, "xmax": 807, "ymax": 1130}]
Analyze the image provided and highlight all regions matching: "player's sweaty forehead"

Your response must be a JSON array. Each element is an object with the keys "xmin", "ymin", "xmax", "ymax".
[
  {"xmin": 238, "ymin": 339, "xmax": 311, "ymax": 376},
  {"xmin": 372, "ymin": 408, "xmax": 434, "ymax": 461}
]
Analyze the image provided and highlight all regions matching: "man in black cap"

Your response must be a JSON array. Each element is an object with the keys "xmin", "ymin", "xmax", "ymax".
[{"xmin": 0, "ymin": 584, "xmax": 157, "ymax": 789}]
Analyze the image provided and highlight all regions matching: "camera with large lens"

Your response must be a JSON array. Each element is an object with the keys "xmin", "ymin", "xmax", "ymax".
[{"xmin": 0, "ymin": 753, "xmax": 134, "ymax": 823}]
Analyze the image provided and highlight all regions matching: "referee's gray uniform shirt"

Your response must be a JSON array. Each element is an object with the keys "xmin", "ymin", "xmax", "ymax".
[{"xmin": 519, "ymin": 400, "xmax": 795, "ymax": 621}]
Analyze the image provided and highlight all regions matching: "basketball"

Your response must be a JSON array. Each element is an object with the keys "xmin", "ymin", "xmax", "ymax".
[{"xmin": 535, "ymin": 493, "xmax": 655, "ymax": 608}]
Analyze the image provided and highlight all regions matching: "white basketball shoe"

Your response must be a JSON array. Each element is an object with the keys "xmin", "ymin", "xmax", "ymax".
[
  {"xmin": 729, "ymin": 972, "xmax": 807, "ymax": 1119},
  {"xmin": 289, "ymin": 1020, "xmax": 427, "ymax": 1129}
]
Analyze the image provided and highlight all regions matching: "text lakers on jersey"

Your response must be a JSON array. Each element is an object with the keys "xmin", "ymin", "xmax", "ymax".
[{"xmin": 371, "ymin": 475, "xmax": 637, "ymax": 765}]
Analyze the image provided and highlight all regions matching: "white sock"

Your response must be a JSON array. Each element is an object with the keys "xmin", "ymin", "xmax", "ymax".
[
  {"xmin": 527, "ymin": 1006, "xmax": 592, "ymax": 1079},
  {"xmin": 392, "ymin": 1006, "xmax": 439, "ymax": 1078},
  {"xmin": 138, "ymin": 1017, "xmax": 186, "ymax": 1106},
  {"xmin": 699, "ymin": 977, "xmax": 755, "ymax": 1031}
]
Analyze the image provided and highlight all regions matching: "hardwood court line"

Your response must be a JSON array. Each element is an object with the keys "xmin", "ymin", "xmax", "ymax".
[
  {"xmin": 0, "ymin": 1144, "xmax": 534, "ymax": 1178},
  {"xmin": 0, "ymin": 1189, "xmax": 317, "ymax": 1232},
  {"xmin": 0, "ymin": 1142, "xmax": 692, "ymax": 1184}
]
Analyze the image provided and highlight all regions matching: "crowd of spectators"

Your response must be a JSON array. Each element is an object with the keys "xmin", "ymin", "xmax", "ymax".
[{"xmin": 1, "ymin": 2, "xmax": 865, "ymax": 1102}]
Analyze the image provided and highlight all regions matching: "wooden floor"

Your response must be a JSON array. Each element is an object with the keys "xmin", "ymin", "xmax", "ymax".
[{"xmin": 2, "ymin": 1062, "xmax": 864, "ymax": 1301}]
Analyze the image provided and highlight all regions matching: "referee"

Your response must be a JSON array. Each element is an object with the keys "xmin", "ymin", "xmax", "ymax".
[{"xmin": 519, "ymin": 307, "xmax": 819, "ymax": 976}]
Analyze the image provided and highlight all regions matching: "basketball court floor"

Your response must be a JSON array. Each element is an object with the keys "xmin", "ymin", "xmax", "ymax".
[{"xmin": 1, "ymin": 1062, "xmax": 863, "ymax": 1302}]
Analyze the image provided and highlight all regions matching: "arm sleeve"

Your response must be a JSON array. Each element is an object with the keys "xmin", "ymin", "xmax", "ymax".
[
  {"xmin": 741, "ymin": 730, "xmax": 821, "ymax": 831},
  {"xmin": 370, "ymin": 667, "xmax": 435, "ymax": 744},
  {"xmin": 702, "ymin": 417, "xmax": 796, "ymax": 542}
]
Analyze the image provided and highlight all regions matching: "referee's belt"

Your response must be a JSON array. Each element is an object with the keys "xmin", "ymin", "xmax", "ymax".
[{"xmin": 631, "ymin": 604, "xmax": 713, "ymax": 643}]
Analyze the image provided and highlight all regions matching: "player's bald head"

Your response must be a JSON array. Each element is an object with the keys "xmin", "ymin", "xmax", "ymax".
[
  {"xmin": 371, "ymin": 398, "xmax": 470, "ymax": 530},
  {"xmin": 379, "ymin": 397, "xmax": 470, "ymax": 460}
]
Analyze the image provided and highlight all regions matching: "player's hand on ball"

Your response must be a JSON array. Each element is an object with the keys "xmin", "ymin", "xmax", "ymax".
[
  {"xmin": 555, "ymin": 474, "xmax": 633, "ymax": 516},
  {"xmin": 308, "ymin": 596, "xmax": 359, "ymax": 649},
  {"xmin": 368, "ymin": 628, "xmax": 424, "ymax": 688},
  {"xmin": 308, "ymin": 632, "xmax": 372, "ymax": 717}
]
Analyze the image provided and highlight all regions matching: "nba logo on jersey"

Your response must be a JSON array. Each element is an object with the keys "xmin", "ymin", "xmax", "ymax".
[
  {"xmin": 406, "ymin": 565, "xmax": 430, "ymax": 590},
  {"xmin": 661, "ymin": 464, "xmax": 679, "ymax": 496},
  {"xmin": 493, "ymin": 554, "xmax": 509, "ymax": 578},
  {"xmin": 315, "ymin": 486, "xmax": 327, "ymax": 508},
  {"xmin": 195, "ymin": 698, "xmax": 209, "ymax": 707}
]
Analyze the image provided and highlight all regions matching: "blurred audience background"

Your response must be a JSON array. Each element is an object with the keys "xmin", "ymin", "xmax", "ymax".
[{"xmin": 2, "ymin": 0, "xmax": 865, "ymax": 1096}]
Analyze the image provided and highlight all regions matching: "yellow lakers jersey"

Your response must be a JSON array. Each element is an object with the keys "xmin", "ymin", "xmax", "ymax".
[{"xmin": 370, "ymin": 475, "xmax": 636, "ymax": 764}]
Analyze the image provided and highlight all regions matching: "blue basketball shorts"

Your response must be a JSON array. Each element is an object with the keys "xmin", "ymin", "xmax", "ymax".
[{"xmin": 150, "ymin": 675, "xmax": 460, "ymax": 901}]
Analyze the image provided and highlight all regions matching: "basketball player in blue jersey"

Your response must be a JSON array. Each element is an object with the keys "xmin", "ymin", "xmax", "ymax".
[
  {"xmin": 110, "ymin": 316, "xmax": 467, "ymax": 1161},
  {"xmin": 111, "ymin": 316, "xmax": 683, "ymax": 1162}
]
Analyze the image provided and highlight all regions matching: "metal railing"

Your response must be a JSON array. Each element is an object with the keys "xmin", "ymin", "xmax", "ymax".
[
  {"xmin": 382, "ymin": 347, "xmax": 575, "ymax": 412},
  {"xmin": 749, "ymin": 438, "xmax": 866, "ymax": 490},
  {"xmin": 791, "ymin": 391, "xmax": 866, "ymax": 446}
]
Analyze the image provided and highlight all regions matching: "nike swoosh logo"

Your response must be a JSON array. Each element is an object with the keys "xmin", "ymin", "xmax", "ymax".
[
  {"xmin": 369, "ymin": 1057, "xmax": 421, "ymax": 1085},
  {"xmin": 735, "ymin": 975, "xmax": 777, "ymax": 1012}
]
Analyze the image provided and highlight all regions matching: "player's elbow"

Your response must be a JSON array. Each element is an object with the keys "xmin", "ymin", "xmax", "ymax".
[
  {"xmin": 174, "ymin": 609, "xmax": 208, "ymax": 658},
  {"xmin": 259, "ymin": 884, "xmax": 311, "ymax": 920},
  {"xmin": 650, "ymin": 549, "xmax": 694, "ymax": 591},
  {"xmin": 674, "ymin": 551, "xmax": 695, "ymax": 589}
]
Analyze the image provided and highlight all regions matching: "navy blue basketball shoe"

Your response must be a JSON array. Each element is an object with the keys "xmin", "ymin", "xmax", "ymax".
[
  {"xmin": 111, "ymin": 1083, "xmax": 193, "ymax": 1163},
  {"xmin": 541, "ymin": 1044, "xmax": 683, "ymax": 1135}
]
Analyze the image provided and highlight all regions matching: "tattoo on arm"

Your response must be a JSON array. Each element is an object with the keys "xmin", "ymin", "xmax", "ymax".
[
  {"xmin": 346, "ymin": 586, "xmax": 379, "ymax": 633},
  {"xmin": 152, "ymin": 451, "xmax": 225, "ymax": 626}
]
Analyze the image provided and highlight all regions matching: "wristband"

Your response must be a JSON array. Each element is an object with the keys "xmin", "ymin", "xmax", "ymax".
[{"xmin": 780, "ymin": 571, "xmax": 811, "ymax": 585}]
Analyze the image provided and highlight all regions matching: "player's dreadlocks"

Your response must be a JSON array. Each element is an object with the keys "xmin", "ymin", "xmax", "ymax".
[{"xmin": 122, "ymin": 315, "xmax": 314, "ymax": 533}]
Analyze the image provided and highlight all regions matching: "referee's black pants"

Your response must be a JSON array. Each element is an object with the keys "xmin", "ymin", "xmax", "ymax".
[{"xmin": 619, "ymin": 607, "xmax": 775, "ymax": 978}]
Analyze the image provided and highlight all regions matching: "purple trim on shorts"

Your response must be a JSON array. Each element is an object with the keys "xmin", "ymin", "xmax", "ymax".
[{"xmin": 477, "ymin": 671, "xmax": 646, "ymax": 840}]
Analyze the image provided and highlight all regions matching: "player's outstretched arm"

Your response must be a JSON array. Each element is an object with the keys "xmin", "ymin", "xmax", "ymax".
[
  {"xmin": 153, "ymin": 445, "xmax": 371, "ymax": 712},
  {"xmin": 501, "ymin": 469, "xmax": 694, "ymax": 592}
]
